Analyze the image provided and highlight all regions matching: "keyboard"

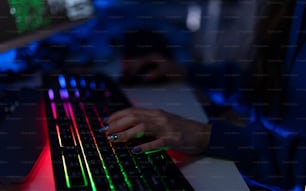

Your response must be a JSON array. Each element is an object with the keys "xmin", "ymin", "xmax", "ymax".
[{"xmin": 43, "ymin": 73, "xmax": 194, "ymax": 191}]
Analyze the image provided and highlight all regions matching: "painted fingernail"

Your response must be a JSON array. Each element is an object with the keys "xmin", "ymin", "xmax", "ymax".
[
  {"xmin": 107, "ymin": 134, "xmax": 118, "ymax": 141},
  {"xmin": 131, "ymin": 147, "xmax": 142, "ymax": 154},
  {"xmin": 98, "ymin": 125, "xmax": 109, "ymax": 133}
]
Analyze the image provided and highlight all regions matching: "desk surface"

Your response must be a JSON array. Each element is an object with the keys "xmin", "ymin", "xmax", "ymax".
[{"xmin": 0, "ymin": 73, "xmax": 249, "ymax": 191}]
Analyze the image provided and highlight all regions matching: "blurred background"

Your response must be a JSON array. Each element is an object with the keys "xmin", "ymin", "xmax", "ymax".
[{"xmin": 0, "ymin": 0, "xmax": 258, "ymax": 81}]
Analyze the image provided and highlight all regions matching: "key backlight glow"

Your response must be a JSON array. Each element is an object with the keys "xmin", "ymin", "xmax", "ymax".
[{"xmin": 58, "ymin": 75, "xmax": 67, "ymax": 89}]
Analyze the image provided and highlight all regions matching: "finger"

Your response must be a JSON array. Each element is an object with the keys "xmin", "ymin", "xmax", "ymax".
[
  {"xmin": 107, "ymin": 109, "xmax": 159, "ymax": 134},
  {"xmin": 130, "ymin": 138, "xmax": 169, "ymax": 154},
  {"xmin": 108, "ymin": 123, "xmax": 146, "ymax": 142},
  {"xmin": 107, "ymin": 114, "xmax": 140, "ymax": 134},
  {"xmin": 108, "ymin": 108, "xmax": 156, "ymax": 124},
  {"xmin": 108, "ymin": 108, "xmax": 139, "ymax": 124}
]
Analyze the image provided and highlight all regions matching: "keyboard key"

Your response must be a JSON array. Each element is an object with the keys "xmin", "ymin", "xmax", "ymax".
[
  {"xmin": 55, "ymin": 103, "xmax": 66, "ymax": 117},
  {"xmin": 102, "ymin": 153, "xmax": 117, "ymax": 162},
  {"xmin": 134, "ymin": 154, "xmax": 153, "ymax": 171},
  {"xmin": 113, "ymin": 182, "xmax": 129, "ymax": 191},
  {"xmin": 99, "ymin": 146, "xmax": 113, "ymax": 154},
  {"xmin": 94, "ymin": 175, "xmax": 110, "ymax": 190},
  {"xmin": 106, "ymin": 162, "xmax": 121, "ymax": 174},
  {"xmin": 129, "ymin": 177, "xmax": 148, "ymax": 191},
  {"xmin": 142, "ymin": 170, "xmax": 166, "ymax": 191},
  {"xmin": 57, "ymin": 124, "xmax": 75, "ymax": 147},
  {"xmin": 120, "ymin": 158, "xmax": 135, "ymax": 169},
  {"xmin": 62, "ymin": 147, "xmax": 86, "ymax": 187},
  {"xmin": 125, "ymin": 167, "xmax": 139, "ymax": 177}
]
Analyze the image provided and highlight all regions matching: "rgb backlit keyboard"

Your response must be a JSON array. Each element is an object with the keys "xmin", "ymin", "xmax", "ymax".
[{"xmin": 43, "ymin": 73, "xmax": 194, "ymax": 191}]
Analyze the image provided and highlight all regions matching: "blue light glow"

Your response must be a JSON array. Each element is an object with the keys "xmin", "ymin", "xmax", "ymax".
[
  {"xmin": 58, "ymin": 75, "xmax": 67, "ymax": 89},
  {"xmin": 93, "ymin": 0, "xmax": 112, "ymax": 8},
  {"xmin": 80, "ymin": 78, "xmax": 86, "ymax": 87},
  {"xmin": 0, "ymin": 49, "xmax": 19, "ymax": 72},
  {"xmin": 243, "ymin": 175, "xmax": 283, "ymax": 191},
  {"xmin": 290, "ymin": 185, "xmax": 304, "ymax": 191},
  {"xmin": 90, "ymin": 81, "xmax": 96, "ymax": 89},
  {"xmin": 26, "ymin": 41, "xmax": 39, "ymax": 55},
  {"xmin": 260, "ymin": 118, "xmax": 294, "ymax": 138},
  {"xmin": 245, "ymin": 178, "xmax": 305, "ymax": 191},
  {"xmin": 99, "ymin": 83, "xmax": 106, "ymax": 89},
  {"xmin": 70, "ymin": 77, "xmax": 77, "ymax": 88},
  {"xmin": 209, "ymin": 91, "xmax": 225, "ymax": 105}
]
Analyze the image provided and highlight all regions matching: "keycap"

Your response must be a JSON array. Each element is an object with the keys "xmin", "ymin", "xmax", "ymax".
[
  {"xmin": 57, "ymin": 124, "xmax": 75, "ymax": 147},
  {"xmin": 62, "ymin": 147, "xmax": 86, "ymax": 187},
  {"xmin": 129, "ymin": 177, "xmax": 148, "ymax": 191},
  {"xmin": 142, "ymin": 170, "xmax": 166, "ymax": 191}
]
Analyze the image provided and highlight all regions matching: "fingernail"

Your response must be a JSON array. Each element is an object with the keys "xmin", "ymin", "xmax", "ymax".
[
  {"xmin": 98, "ymin": 125, "xmax": 109, "ymax": 133},
  {"xmin": 107, "ymin": 134, "xmax": 118, "ymax": 141},
  {"xmin": 131, "ymin": 147, "xmax": 142, "ymax": 154}
]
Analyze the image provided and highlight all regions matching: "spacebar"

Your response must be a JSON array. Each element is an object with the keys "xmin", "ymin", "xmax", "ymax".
[{"xmin": 62, "ymin": 147, "xmax": 87, "ymax": 188}]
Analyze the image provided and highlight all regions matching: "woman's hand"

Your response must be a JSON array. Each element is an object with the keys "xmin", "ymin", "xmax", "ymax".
[{"xmin": 105, "ymin": 107, "xmax": 211, "ymax": 155}]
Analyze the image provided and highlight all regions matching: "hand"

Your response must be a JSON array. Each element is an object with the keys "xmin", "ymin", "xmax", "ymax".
[
  {"xmin": 122, "ymin": 53, "xmax": 186, "ymax": 83},
  {"xmin": 105, "ymin": 108, "xmax": 211, "ymax": 155}
]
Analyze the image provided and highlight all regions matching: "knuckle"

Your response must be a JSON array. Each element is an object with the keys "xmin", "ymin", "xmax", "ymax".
[
  {"xmin": 158, "ymin": 115, "xmax": 168, "ymax": 124},
  {"xmin": 129, "ymin": 113, "xmax": 138, "ymax": 122},
  {"xmin": 141, "ymin": 142, "xmax": 154, "ymax": 152},
  {"xmin": 137, "ymin": 123, "xmax": 145, "ymax": 132},
  {"xmin": 117, "ymin": 132, "xmax": 127, "ymax": 142},
  {"xmin": 124, "ymin": 134, "xmax": 133, "ymax": 142},
  {"xmin": 154, "ymin": 109, "xmax": 164, "ymax": 116},
  {"xmin": 108, "ymin": 122, "xmax": 117, "ymax": 131},
  {"xmin": 124, "ymin": 108, "xmax": 134, "ymax": 115},
  {"xmin": 147, "ymin": 142, "xmax": 155, "ymax": 150},
  {"xmin": 158, "ymin": 138, "xmax": 167, "ymax": 148}
]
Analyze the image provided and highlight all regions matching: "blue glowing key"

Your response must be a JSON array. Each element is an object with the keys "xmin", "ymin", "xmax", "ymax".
[
  {"xmin": 90, "ymin": 81, "xmax": 96, "ymax": 89},
  {"xmin": 70, "ymin": 77, "xmax": 77, "ymax": 88},
  {"xmin": 58, "ymin": 75, "xmax": 66, "ymax": 89},
  {"xmin": 99, "ymin": 83, "xmax": 106, "ymax": 89},
  {"xmin": 209, "ymin": 92, "xmax": 225, "ymax": 105},
  {"xmin": 80, "ymin": 78, "xmax": 86, "ymax": 88}
]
